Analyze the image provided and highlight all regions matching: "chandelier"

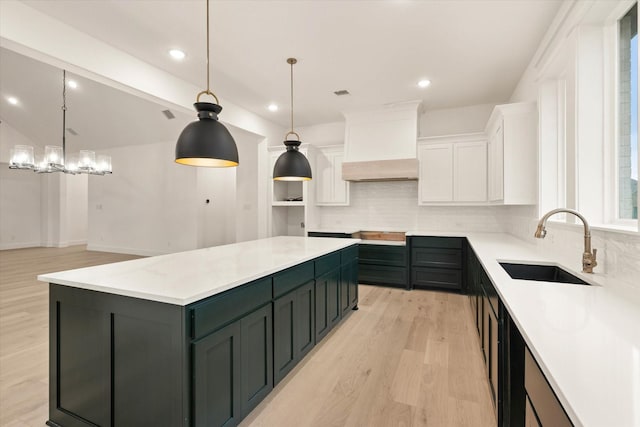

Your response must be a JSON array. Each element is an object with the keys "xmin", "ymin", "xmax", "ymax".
[{"xmin": 8, "ymin": 70, "xmax": 112, "ymax": 175}]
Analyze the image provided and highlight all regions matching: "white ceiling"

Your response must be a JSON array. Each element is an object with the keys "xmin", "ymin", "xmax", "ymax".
[{"xmin": 1, "ymin": 0, "xmax": 562, "ymax": 149}]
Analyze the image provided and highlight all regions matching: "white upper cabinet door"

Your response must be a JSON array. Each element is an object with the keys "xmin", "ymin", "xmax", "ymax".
[
  {"xmin": 454, "ymin": 141, "xmax": 487, "ymax": 202},
  {"xmin": 315, "ymin": 146, "xmax": 349, "ymax": 206},
  {"xmin": 418, "ymin": 143, "xmax": 454, "ymax": 203},
  {"xmin": 486, "ymin": 102, "xmax": 537, "ymax": 205}
]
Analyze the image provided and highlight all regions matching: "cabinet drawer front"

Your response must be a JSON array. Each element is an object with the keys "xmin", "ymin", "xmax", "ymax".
[
  {"xmin": 359, "ymin": 264, "xmax": 407, "ymax": 286},
  {"xmin": 411, "ymin": 267, "xmax": 461, "ymax": 290},
  {"xmin": 412, "ymin": 247, "xmax": 462, "ymax": 269},
  {"xmin": 359, "ymin": 245, "xmax": 407, "ymax": 266},
  {"xmin": 340, "ymin": 245, "xmax": 359, "ymax": 264},
  {"xmin": 273, "ymin": 261, "xmax": 314, "ymax": 298},
  {"xmin": 191, "ymin": 277, "xmax": 272, "ymax": 339},
  {"xmin": 525, "ymin": 348, "xmax": 573, "ymax": 427},
  {"xmin": 315, "ymin": 252, "xmax": 341, "ymax": 277},
  {"xmin": 411, "ymin": 236, "xmax": 463, "ymax": 249}
]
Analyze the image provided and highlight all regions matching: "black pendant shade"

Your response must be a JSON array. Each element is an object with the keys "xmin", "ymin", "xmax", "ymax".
[
  {"xmin": 273, "ymin": 140, "xmax": 312, "ymax": 181},
  {"xmin": 175, "ymin": 102, "xmax": 239, "ymax": 167}
]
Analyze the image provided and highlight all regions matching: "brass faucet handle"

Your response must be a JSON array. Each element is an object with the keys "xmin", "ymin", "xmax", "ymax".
[{"xmin": 592, "ymin": 248, "xmax": 597, "ymax": 266}]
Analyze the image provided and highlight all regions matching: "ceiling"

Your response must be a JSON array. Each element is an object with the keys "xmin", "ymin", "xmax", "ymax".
[{"xmin": 1, "ymin": 0, "xmax": 562, "ymax": 149}]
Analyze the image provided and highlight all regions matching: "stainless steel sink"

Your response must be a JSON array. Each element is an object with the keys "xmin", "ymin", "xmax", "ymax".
[{"xmin": 499, "ymin": 262, "xmax": 591, "ymax": 285}]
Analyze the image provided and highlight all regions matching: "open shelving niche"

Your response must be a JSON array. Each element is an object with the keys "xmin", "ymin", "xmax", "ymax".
[{"xmin": 268, "ymin": 144, "xmax": 317, "ymax": 237}]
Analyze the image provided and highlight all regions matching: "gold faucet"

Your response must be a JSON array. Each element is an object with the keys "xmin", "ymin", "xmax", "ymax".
[{"xmin": 534, "ymin": 208, "xmax": 598, "ymax": 273}]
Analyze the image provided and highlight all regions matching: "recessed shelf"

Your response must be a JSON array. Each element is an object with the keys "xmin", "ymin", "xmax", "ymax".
[{"xmin": 272, "ymin": 201, "xmax": 305, "ymax": 207}]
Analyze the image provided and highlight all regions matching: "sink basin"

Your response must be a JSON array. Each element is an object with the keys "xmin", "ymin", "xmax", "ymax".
[{"xmin": 499, "ymin": 262, "xmax": 591, "ymax": 285}]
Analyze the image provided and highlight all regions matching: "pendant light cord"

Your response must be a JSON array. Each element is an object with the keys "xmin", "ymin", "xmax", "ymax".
[
  {"xmin": 285, "ymin": 58, "xmax": 300, "ymax": 141},
  {"xmin": 196, "ymin": 0, "xmax": 219, "ymax": 104},
  {"xmin": 62, "ymin": 70, "xmax": 66, "ymax": 159}
]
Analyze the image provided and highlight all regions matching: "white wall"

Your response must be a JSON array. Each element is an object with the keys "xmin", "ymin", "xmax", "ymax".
[
  {"xmin": 235, "ymin": 129, "xmax": 262, "ymax": 242},
  {"xmin": 0, "ymin": 167, "xmax": 41, "ymax": 249},
  {"xmin": 66, "ymin": 173, "xmax": 88, "ymax": 245},
  {"xmin": 87, "ymin": 140, "xmax": 198, "ymax": 256}
]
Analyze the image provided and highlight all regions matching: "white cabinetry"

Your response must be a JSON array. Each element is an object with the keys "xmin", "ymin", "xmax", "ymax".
[
  {"xmin": 315, "ymin": 145, "xmax": 349, "ymax": 206},
  {"xmin": 486, "ymin": 102, "xmax": 537, "ymax": 204},
  {"xmin": 418, "ymin": 133, "xmax": 487, "ymax": 205},
  {"xmin": 268, "ymin": 145, "xmax": 316, "ymax": 237}
]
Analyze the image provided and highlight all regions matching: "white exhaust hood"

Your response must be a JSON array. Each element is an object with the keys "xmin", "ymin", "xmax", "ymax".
[{"xmin": 342, "ymin": 101, "xmax": 421, "ymax": 181}]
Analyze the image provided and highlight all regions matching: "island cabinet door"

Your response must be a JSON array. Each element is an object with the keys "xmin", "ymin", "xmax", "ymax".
[
  {"xmin": 240, "ymin": 304, "xmax": 273, "ymax": 417},
  {"xmin": 315, "ymin": 267, "xmax": 340, "ymax": 342},
  {"xmin": 273, "ymin": 280, "xmax": 316, "ymax": 385},
  {"xmin": 193, "ymin": 321, "xmax": 242, "ymax": 427}
]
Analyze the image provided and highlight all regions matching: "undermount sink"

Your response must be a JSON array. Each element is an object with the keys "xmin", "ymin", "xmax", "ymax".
[{"xmin": 499, "ymin": 262, "xmax": 591, "ymax": 285}]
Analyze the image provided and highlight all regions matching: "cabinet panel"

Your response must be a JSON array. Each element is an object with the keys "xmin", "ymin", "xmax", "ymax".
[
  {"xmin": 316, "ymin": 147, "xmax": 349, "ymax": 206},
  {"xmin": 454, "ymin": 141, "xmax": 487, "ymax": 202},
  {"xmin": 273, "ymin": 292, "xmax": 296, "ymax": 384},
  {"xmin": 411, "ymin": 267, "xmax": 462, "ymax": 290},
  {"xmin": 359, "ymin": 264, "xmax": 407, "ymax": 286},
  {"xmin": 525, "ymin": 348, "xmax": 573, "ymax": 427},
  {"xmin": 296, "ymin": 281, "xmax": 315, "ymax": 358},
  {"xmin": 240, "ymin": 305, "xmax": 273, "ymax": 416},
  {"xmin": 349, "ymin": 260, "xmax": 359, "ymax": 307},
  {"xmin": 315, "ymin": 268, "xmax": 340, "ymax": 341},
  {"xmin": 359, "ymin": 244, "xmax": 407, "ymax": 266},
  {"xmin": 418, "ymin": 143, "xmax": 453, "ymax": 202},
  {"xmin": 193, "ymin": 322, "xmax": 242, "ymax": 427},
  {"xmin": 412, "ymin": 247, "xmax": 462, "ymax": 269}
]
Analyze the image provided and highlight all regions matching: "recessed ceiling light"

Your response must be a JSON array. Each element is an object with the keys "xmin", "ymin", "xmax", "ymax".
[
  {"xmin": 418, "ymin": 79, "xmax": 431, "ymax": 88},
  {"xmin": 7, "ymin": 96, "xmax": 18, "ymax": 105},
  {"xmin": 67, "ymin": 80, "xmax": 78, "ymax": 89},
  {"xmin": 169, "ymin": 49, "xmax": 186, "ymax": 61},
  {"xmin": 268, "ymin": 104, "xmax": 278, "ymax": 112}
]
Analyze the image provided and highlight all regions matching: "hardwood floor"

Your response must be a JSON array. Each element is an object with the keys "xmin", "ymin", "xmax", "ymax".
[
  {"xmin": 0, "ymin": 246, "xmax": 140, "ymax": 427},
  {"xmin": 0, "ymin": 246, "xmax": 495, "ymax": 427}
]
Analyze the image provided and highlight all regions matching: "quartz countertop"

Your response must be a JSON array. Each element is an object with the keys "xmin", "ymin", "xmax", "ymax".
[
  {"xmin": 38, "ymin": 236, "xmax": 360, "ymax": 306},
  {"xmin": 409, "ymin": 230, "xmax": 640, "ymax": 427}
]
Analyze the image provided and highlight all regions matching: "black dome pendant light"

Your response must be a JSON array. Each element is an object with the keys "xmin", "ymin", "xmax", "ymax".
[
  {"xmin": 175, "ymin": 0, "xmax": 238, "ymax": 167},
  {"xmin": 273, "ymin": 58, "xmax": 312, "ymax": 181}
]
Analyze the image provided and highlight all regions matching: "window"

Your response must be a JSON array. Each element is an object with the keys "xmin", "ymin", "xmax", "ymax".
[{"xmin": 618, "ymin": 3, "xmax": 638, "ymax": 220}]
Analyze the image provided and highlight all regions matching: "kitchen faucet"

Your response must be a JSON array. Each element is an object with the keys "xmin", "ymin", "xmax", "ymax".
[{"xmin": 534, "ymin": 208, "xmax": 598, "ymax": 273}]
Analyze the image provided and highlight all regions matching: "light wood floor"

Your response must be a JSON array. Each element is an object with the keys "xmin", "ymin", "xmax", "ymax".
[{"xmin": 0, "ymin": 246, "xmax": 495, "ymax": 427}]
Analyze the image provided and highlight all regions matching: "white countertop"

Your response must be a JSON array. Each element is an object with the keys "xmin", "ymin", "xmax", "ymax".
[
  {"xmin": 409, "ymin": 231, "xmax": 640, "ymax": 427},
  {"xmin": 38, "ymin": 236, "xmax": 360, "ymax": 306}
]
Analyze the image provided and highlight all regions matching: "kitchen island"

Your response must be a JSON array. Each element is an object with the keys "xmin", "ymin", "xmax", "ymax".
[{"xmin": 38, "ymin": 236, "xmax": 360, "ymax": 427}]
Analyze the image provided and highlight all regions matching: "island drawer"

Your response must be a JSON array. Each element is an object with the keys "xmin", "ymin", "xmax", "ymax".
[
  {"xmin": 273, "ymin": 261, "xmax": 315, "ymax": 298},
  {"xmin": 315, "ymin": 252, "xmax": 341, "ymax": 276},
  {"xmin": 191, "ymin": 277, "xmax": 272, "ymax": 339}
]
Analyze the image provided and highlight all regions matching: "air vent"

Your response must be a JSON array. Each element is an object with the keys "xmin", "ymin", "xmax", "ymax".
[
  {"xmin": 66, "ymin": 127, "xmax": 78, "ymax": 135},
  {"xmin": 333, "ymin": 89, "xmax": 350, "ymax": 96},
  {"xmin": 162, "ymin": 109, "xmax": 176, "ymax": 119}
]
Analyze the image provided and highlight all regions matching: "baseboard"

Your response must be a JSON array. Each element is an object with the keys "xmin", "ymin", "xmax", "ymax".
[
  {"xmin": 86, "ymin": 244, "xmax": 167, "ymax": 257},
  {"xmin": 0, "ymin": 241, "xmax": 41, "ymax": 250}
]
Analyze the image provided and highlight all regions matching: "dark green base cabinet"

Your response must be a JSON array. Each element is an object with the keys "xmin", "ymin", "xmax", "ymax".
[
  {"xmin": 358, "ymin": 244, "xmax": 408, "ymax": 288},
  {"xmin": 409, "ymin": 236, "xmax": 465, "ymax": 291},
  {"xmin": 46, "ymin": 245, "xmax": 359, "ymax": 427}
]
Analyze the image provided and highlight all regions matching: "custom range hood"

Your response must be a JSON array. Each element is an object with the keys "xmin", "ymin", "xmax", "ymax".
[{"xmin": 342, "ymin": 101, "xmax": 421, "ymax": 181}]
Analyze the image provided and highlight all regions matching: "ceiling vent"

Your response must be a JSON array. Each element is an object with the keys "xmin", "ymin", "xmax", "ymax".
[
  {"xmin": 66, "ymin": 127, "xmax": 78, "ymax": 135},
  {"xmin": 333, "ymin": 89, "xmax": 350, "ymax": 96},
  {"xmin": 162, "ymin": 109, "xmax": 175, "ymax": 119}
]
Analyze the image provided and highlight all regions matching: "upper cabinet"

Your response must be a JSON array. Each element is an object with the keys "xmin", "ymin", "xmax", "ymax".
[
  {"xmin": 486, "ymin": 102, "xmax": 537, "ymax": 205},
  {"xmin": 418, "ymin": 133, "xmax": 487, "ymax": 205},
  {"xmin": 315, "ymin": 146, "xmax": 350, "ymax": 206}
]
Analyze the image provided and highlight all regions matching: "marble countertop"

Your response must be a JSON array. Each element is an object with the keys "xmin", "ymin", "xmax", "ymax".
[
  {"xmin": 409, "ymin": 231, "xmax": 640, "ymax": 427},
  {"xmin": 38, "ymin": 236, "xmax": 360, "ymax": 306}
]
